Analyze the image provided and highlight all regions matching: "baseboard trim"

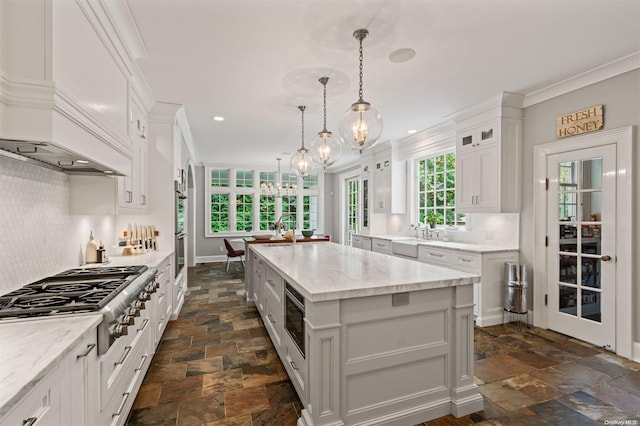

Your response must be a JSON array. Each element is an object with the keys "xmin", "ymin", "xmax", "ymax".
[
  {"xmin": 195, "ymin": 255, "xmax": 241, "ymax": 264},
  {"xmin": 632, "ymin": 342, "xmax": 640, "ymax": 363}
]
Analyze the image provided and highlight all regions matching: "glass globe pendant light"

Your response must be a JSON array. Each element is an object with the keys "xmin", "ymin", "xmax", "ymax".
[
  {"xmin": 339, "ymin": 28, "xmax": 383, "ymax": 154},
  {"xmin": 311, "ymin": 77, "xmax": 342, "ymax": 170},
  {"xmin": 290, "ymin": 105, "xmax": 313, "ymax": 178}
]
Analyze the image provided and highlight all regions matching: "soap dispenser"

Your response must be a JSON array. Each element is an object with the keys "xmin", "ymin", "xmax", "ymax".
[{"xmin": 86, "ymin": 231, "xmax": 99, "ymax": 264}]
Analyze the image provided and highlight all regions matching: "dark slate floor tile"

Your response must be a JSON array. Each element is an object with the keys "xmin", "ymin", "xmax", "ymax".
[{"xmin": 529, "ymin": 399, "xmax": 600, "ymax": 425}]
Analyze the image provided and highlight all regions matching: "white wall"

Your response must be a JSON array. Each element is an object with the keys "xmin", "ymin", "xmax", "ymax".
[
  {"xmin": 0, "ymin": 157, "xmax": 116, "ymax": 293},
  {"xmin": 519, "ymin": 69, "xmax": 640, "ymax": 341}
]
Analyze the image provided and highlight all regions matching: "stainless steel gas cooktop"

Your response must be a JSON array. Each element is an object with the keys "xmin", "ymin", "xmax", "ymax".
[{"xmin": 0, "ymin": 265, "xmax": 148, "ymax": 319}]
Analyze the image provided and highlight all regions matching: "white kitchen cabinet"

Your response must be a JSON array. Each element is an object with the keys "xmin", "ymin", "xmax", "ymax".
[
  {"xmin": 455, "ymin": 145, "xmax": 499, "ymax": 211},
  {"xmin": 152, "ymin": 255, "xmax": 173, "ymax": 349},
  {"xmin": 118, "ymin": 136, "xmax": 148, "ymax": 214},
  {"xmin": 373, "ymin": 156, "xmax": 406, "ymax": 214},
  {"xmin": 0, "ymin": 331, "xmax": 99, "ymax": 426},
  {"xmin": 252, "ymin": 253, "xmax": 266, "ymax": 313},
  {"xmin": 453, "ymin": 94, "xmax": 523, "ymax": 214},
  {"xmin": 171, "ymin": 273, "xmax": 186, "ymax": 321},
  {"xmin": 0, "ymin": 363, "xmax": 68, "ymax": 426},
  {"xmin": 263, "ymin": 265, "xmax": 284, "ymax": 350},
  {"xmin": 371, "ymin": 237, "xmax": 391, "ymax": 255},
  {"xmin": 418, "ymin": 245, "xmax": 518, "ymax": 326},
  {"xmin": 351, "ymin": 235, "xmax": 372, "ymax": 251},
  {"xmin": 69, "ymin": 333, "xmax": 99, "ymax": 426}
]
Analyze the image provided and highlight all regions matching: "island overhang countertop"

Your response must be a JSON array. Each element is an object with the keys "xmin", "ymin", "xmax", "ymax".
[{"xmin": 250, "ymin": 242, "xmax": 480, "ymax": 302}]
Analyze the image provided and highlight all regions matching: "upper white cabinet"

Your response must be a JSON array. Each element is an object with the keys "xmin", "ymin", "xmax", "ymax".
[
  {"xmin": 372, "ymin": 142, "xmax": 406, "ymax": 214},
  {"xmin": 119, "ymin": 91, "xmax": 149, "ymax": 213},
  {"xmin": 453, "ymin": 92, "xmax": 523, "ymax": 213}
]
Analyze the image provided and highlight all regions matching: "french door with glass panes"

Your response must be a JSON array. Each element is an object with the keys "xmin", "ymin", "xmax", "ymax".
[
  {"xmin": 345, "ymin": 177, "xmax": 360, "ymax": 246},
  {"xmin": 546, "ymin": 144, "xmax": 616, "ymax": 350}
]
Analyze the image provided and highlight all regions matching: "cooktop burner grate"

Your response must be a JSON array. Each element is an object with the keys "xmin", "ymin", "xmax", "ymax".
[{"xmin": 0, "ymin": 265, "xmax": 149, "ymax": 319}]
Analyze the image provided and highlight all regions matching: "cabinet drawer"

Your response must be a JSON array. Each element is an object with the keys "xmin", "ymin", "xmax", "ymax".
[
  {"xmin": 284, "ymin": 335, "xmax": 306, "ymax": 403},
  {"xmin": 265, "ymin": 266, "xmax": 282, "ymax": 303},
  {"xmin": 371, "ymin": 238, "xmax": 391, "ymax": 254},
  {"xmin": 1, "ymin": 363, "xmax": 66, "ymax": 426},
  {"xmin": 450, "ymin": 251, "xmax": 481, "ymax": 273},
  {"xmin": 418, "ymin": 246, "xmax": 450, "ymax": 266},
  {"xmin": 262, "ymin": 295, "xmax": 282, "ymax": 349}
]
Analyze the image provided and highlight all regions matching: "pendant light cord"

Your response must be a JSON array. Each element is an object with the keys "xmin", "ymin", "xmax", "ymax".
[
  {"xmin": 358, "ymin": 36, "xmax": 364, "ymax": 102},
  {"xmin": 300, "ymin": 106, "xmax": 305, "ymax": 149}
]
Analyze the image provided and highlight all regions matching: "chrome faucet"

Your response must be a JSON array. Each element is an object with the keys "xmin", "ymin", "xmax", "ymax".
[{"xmin": 277, "ymin": 214, "xmax": 296, "ymax": 231}]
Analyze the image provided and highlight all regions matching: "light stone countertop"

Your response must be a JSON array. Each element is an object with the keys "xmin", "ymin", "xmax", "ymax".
[
  {"xmin": 251, "ymin": 243, "xmax": 480, "ymax": 302},
  {"xmin": 0, "ymin": 314, "xmax": 103, "ymax": 417},
  {"xmin": 353, "ymin": 233, "xmax": 517, "ymax": 253},
  {"xmin": 393, "ymin": 240, "xmax": 518, "ymax": 254},
  {"xmin": 85, "ymin": 250, "xmax": 172, "ymax": 269}
]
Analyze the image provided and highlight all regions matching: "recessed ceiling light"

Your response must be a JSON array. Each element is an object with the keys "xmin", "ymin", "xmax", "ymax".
[
  {"xmin": 212, "ymin": 116, "xmax": 224, "ymax": 121},
  {"xmin": 103, "ymin": 170, "xmax": 114, "ymax": 174},
  {"xmin": 389, "ymin": 48, "xmax": 416, "ymax": 63},
  {"xmin": 407, "ymin": 129, "xmax": 417, "ymax": 134},
  {"xmin": 76, "ymin": 160, "xmax": 89, "ymax": 164}
]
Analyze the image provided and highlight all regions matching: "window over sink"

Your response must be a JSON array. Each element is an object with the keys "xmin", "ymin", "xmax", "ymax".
[{"xmin": 416, "ymin": 150, "xmax": 465, "ymax": 227}]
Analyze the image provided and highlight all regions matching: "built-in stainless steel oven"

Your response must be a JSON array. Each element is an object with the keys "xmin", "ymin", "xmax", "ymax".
[
  {"xmin": 175, "ymin": 180, "xmax": 187, "ymax": 278},
  {"xmin": 284, "ymin": 282, "xmax": 305, "ymax": 358}
]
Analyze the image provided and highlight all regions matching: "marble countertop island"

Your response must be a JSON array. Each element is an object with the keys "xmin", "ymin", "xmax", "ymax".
[{"xmin": 251, "ymin": 242, "xmax": 480, "ymax": 302}]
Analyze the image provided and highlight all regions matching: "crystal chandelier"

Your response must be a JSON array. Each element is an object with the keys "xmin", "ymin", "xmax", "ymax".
[
  {"xmin": 311, "ymin": 77, "xmax": 342, "ymax": 170},
  {"xmin": 338, "ymin": 28, "xmax": 383, "ymax": 153},
  {"xmin": 260, "ymin": 158, "xmax": 297, "ymax": 198},
  {"xmin": 290, "ymin": 105, "xmax": 313, "ymax": 178}
]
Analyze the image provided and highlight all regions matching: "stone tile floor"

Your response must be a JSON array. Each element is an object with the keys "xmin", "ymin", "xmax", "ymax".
[{"xmin": 127, "ymin": 262, "xmax": 640, "ymax": 426}]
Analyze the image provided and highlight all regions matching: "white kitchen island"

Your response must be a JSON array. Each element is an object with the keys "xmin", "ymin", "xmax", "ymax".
[{"xmin": 248, "ymin": 242, "xmax": 483, "ymax": 426}]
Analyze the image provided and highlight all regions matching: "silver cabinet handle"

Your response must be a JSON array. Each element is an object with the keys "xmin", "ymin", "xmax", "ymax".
[
  {"xmin": 125, "ymin": 190, "xmax": 133, "ymax": 203},
  {"xmin": 23, "ymin": 417, "xmax": 37, "ymax": 426},
  {"xmin": 430, "ymin": 253, "xmax": 444, "ymax": 258},
  {"xmin": 601, "ymin": 255, "xmax": 612, "ymax": 261},
  {"xmin": 76, "ymin": 343, "xmax": 96, "ymax": 359},
  {"xmin": 114, "ymin": 346, "xmax": 132, "ymax": 366},
  {"xmin": 461, "ymin": 258, "xmax": 472, "ymax": 263},
  {"xmin": 135, "ymin": 355, "xmax": 148, "ymax": 372},
  {"xmin": 137, "ymin": 318, "xmax": 149, "ymax": 332},
  {"xmin": 140, "ymin": 194, "xmax": 147, "ymax": 205},
  {"xmin": 267, "ymin": 280, "xmax": 275, "ymax": 287},
  {"xmin": 267, "ymin": 314, "xmax": 275, "ymax": 324},
  {"xmin": 112, "ymin": 392, "xmax": 130, "ymax": 417},
  {"xmin": 290, "ymin": 361, "xmax": 298, "ymax": 371}
]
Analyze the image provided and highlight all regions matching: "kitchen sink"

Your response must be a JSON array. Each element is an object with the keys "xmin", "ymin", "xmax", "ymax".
[{"xmin": 391, "ymin": 240, "xmax": 419, "ymax": 258}]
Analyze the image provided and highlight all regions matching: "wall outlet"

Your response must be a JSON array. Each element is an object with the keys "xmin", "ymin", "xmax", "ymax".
[{"xmin": 485, "ymin": 231, "xmax": 494, "ymax": 240}]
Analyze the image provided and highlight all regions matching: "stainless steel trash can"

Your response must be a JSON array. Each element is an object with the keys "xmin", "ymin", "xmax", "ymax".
[{"xmin": 504, "ymin": 263, "xmax": 528, "ymax": 314}]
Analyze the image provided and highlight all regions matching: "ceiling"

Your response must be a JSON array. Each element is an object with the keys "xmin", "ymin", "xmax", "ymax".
[{"xmin": 126, "ymin": 0, "xmax": 640, "ymax": 170}]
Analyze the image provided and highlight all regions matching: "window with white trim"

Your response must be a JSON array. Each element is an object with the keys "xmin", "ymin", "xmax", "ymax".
[
  {"xmin": 416, "ymin": 150, "xmax": 465, "ymax": 226},
  {"xmin": 205, "ymin": 165, "xmax": 323, "ymax": 236}
]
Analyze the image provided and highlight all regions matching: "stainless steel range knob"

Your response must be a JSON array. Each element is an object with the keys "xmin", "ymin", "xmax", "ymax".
[
  {"xmin": 123, "ymin": 315, "xmax": 135, "ymax": 325},
  {"xmin": 113, "ymin": 324, "xmax": 128, "ymax": 338},
  {"xmin": 139, "ymin": 291, "xmax": 151, "ymax": 302}
]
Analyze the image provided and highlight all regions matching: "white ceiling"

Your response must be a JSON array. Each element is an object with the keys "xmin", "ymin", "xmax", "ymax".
[{"xmin": 126, "ymin": 0, "xmax": 640, "ymax": 170}]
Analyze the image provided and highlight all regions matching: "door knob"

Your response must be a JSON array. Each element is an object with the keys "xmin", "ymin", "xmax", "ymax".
[{"xmin": 601, "ymin": 255, "xmax": 612, "ymax": 261}]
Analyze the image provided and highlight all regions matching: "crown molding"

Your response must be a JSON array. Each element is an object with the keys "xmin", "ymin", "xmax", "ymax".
[{"xmin": 523, "ymin": 51, "xmax": 640, "ymax": 108}]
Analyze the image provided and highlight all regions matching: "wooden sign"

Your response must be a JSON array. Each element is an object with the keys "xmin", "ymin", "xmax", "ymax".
[{"xmin": 556, "ymin": 105, "xmax": 603, "ymax": 139}]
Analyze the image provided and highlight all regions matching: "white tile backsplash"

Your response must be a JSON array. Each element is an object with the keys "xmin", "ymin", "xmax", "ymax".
[
  {"xmin": 389, "ymin": 212, "xmax": 519, "ymax": 247},
  {"xmin": 0, "ymin": 157, "xmax": 115, "ymax": 294}
]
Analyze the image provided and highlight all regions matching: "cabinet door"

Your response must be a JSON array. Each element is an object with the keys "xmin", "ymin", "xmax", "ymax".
[
  {"xmin": 455, "ymin": 146, "xmax": 499, "ymax": 212},
  {"xmin": 373, "ymin": 168, "xmax": 390, "ymax": 213},
  {"xmin": 136, "ymin": 139, "xmax": 148, "ymax": 211},
  {"xmin": 70, "ymin": 333, "xmax": 99, "ymax": 426}
]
